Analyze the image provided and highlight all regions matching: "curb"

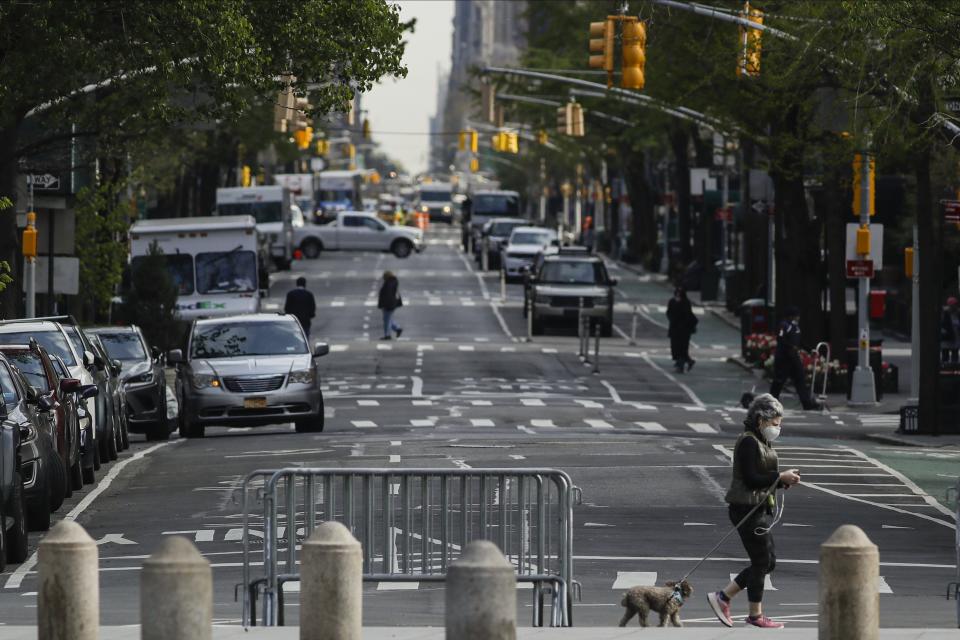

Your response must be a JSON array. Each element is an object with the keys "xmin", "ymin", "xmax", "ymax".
[{"xmin": 863, "ymin": 432, "xmax": 926, "ymax": 448}]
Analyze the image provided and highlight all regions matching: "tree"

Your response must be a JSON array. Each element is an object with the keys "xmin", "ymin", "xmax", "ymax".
[
  {"xmin": 121, "ymin": 241, "xmax": 180, "ymax": 353},
  {"xmin": 74, "ymin": 181, "xmax": 133, "ymax": 321},
  {"xmin": 0, "ymin": 0, "xmax": 410, "ymax": 315}
]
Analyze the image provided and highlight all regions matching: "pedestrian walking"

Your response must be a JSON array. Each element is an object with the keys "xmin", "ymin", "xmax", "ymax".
[
  {"xmin": 666, "ymin": 286, "xmax": 697, "ymax": 373},
  {"xmin": 940, "ymin": 296, "xmax": 960, "ymax": 365},
  {"xmin": 768, "ymin": 306, "xmax": 819, "ymax": 410},
  {"xmin": 284, "ymin": 276, "xmax": 316, "ymax": 336},
  {"xmin": 707, "ymin": 393, "xmax": 801, "ymax": 629},
  {"xmin": 377, "ymin": 270, "xmax": 403, "ymax": 340}
]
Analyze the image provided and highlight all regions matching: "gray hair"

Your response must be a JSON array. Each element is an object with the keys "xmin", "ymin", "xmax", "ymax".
[{"xmin": 744, "ymin": 393, "xmax": 784, "ymax": 431}]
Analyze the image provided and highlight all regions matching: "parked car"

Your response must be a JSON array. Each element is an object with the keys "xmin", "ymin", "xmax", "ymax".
[
  {"xmin": 460, "ymin": 190, "xmax": 522, "ymax": 252},
  {"xmin": 294, "ymin": 211, "xmax": 423, "ymax": 259},
  {"xmin": 87, "ymin": 334, "xmax": 129, "ymax": 453},
  {"xmin": 0, "ymin": 341, "xmax": 83, "ymax": 500},
  {"xmin": 474, "ymin": 217, "xmax": 527, "ymax": 270},
  {"xmin": 48, "ymin": 354, "xmax": 96, "ymax": 486},
  {"xmin": 527, "ymin": 253, "xmax": 618, "ymax": 336},
  {"xmin": 0, "ymin": 354, "xmax": 30, "ymax": 568},
  {"xmin": 522, "ymin": 246, "xmax": 591, "ymax": 317},
  {"xmin": 501, "ymin": 226, "xmax": 557, "ymax": 281},
  {"xmin": 88, "ymin": 326, "xmax": 170, "ymax": 442},
  {"xmin": 169, "ymin": 314, "xmax": 329, "ymax": 438},
  {"xmin": 0, "ymin": 320, "xmax": 100, "ymax": 482}
]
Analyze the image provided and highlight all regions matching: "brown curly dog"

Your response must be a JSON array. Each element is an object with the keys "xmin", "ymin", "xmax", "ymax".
[{"xmin": 618, "ymin": 580, "xmax": 693, "ymax": 627}]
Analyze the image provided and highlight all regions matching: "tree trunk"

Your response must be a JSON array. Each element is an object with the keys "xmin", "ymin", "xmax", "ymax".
[
  {"xmin": 0, "ymin": 125, "xmax": 24, "ymax": 319},
  {"xmin": 669, "ymin": 126, "xmax": 692, "ymax": 266},
  {"xmin": 824, "ymin": 165, "xmax": 849, "ymax": 359}
]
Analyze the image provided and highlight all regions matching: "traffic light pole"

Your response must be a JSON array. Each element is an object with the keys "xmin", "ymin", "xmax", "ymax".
[
  {"xmin": 850, "ymin": 153, "xmax": 877, "ymax": 405},
  {"xmin": 25, "ymin": 180, "xmax": 36, "ymax": 319},
  {"xmin": 909, "ymin": 224, "xmax": 920, "ymax": 402}
]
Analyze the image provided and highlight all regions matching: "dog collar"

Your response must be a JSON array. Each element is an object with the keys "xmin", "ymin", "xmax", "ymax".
[{"xmin": 670, "ymin": 587, "xmax": 684, "ymax": 605}]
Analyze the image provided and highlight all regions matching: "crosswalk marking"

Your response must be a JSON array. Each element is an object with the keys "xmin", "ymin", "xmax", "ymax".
[
  {"xmin": 541, "ymin": 348, "xmax": 558, "ymax": 354},
  {"xmin": 531, "ymin": 419, "xmax": 557, "ymax": 428},
  {"xmin": 458, "ymin": 345, "xmax": 475, "ymax": 352},
  {"xmin": 575, "ymin": 400, "xmax": 604, "ymax": 409},
  {"xmin": 410, "ymin": 419, "xmax": 435, "ymax": 427},
  {"xmin": 688, "ymin": 422, "xmax": 718, "ymax": 434},
  {"xmin": 376, "ymin": 344, "xmax": 392, "ymax": 351},
  {"xmin": 412, "ymin": 400, "xmax": 434, "ymax": 406},
  {"xmin": 330, "ymin": 301, "xmax": 345, "ymax": 307},
  {"xmin": 377, "ymin": 582, "xmax": 419, "ymax": 591},
  {"xmin": 330, "ymin": 344, "xmax": 350, "ymax": 352},
  {"xmin": 635, "ymin": 421, "xmax": 667, "ymax": 432},
  {"xmin": 586, "ymin": 419, "xmax": 614, "ymax": 430},
  {"xmin": 878, "ymin": 576, "xmax": 893, "ymax": 594},
  {"xmin": 521, "ymin": 398, "xmax": 545, "ymax": 407},
  {"xmin": 352, "ymin": 420, "xmax": 377, "ymax": 428},
  {"xmin": 470, "ymin": 419, "xmax": 495, "ymax": 427},
  {"xmin": 729, "ymin": 574, "xmax": 777, "ymax": 591},
  {"xmin": 612, "ymin": 572, "xmax": 658, "ymax": 590},
  {"xmin": 357, "ymin": 400, "xmax": 379, "ymax": 406},
  {"xmin": 471, "ymin": 400, "xmax": 493, "ymax": 406}
]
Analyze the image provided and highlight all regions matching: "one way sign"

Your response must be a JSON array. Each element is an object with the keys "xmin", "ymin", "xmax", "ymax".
[{"xmin": 27, "ymin": 173, "xmax": 60, "ymax": 191}]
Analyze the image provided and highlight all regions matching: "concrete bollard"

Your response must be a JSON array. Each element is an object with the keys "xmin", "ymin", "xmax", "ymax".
[
  {"xmin": 592, "ymin": 323, "xmax": 600, "ymax": 374},
  {"xmin": 819, "ymin": 524, "xmax": 879, "ymax": 640},
  {"xmin": 141, "ymin": 536, "xmax": 212, "ymax": 640},
  {"xmin": 630, "ymin": 305, "xmax": 638, "ymax": 345},
  {"xmin": 39, "ymin": 520, "xmax": 99, "ymax": 640},
  {"xmin": 301, "ymin": 521, "xmax": 362, "ymax": 640},
  {"xmin": 446, "ymin": 540, "xmax": 516, "ymax": 640}
]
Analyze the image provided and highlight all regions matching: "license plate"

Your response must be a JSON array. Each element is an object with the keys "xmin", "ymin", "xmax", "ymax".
[{"xmin": 244, "ymin": 397, "xmax": 267, "ymax": 409}]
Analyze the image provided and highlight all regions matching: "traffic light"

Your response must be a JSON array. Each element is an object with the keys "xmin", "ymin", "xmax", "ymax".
[
  {"xmin": 362, "ymin": 118, "xmax": 371, "ymax": 140},
  {"xmin": 851, "ymin": 153, "xmax": 876, "ymax": 217},
  {"xmin": 22, "ymin": 211, "xmax": 37, "ymax": 259},
  {"xmin": 294, "ymin": 97, "xmax": 311, "ymax": 131},
  {"xmin": 506, "ymin": 132, "xmax": 519, "ymax": 154},
  {"xmin": 241, "ymin": 165, "xmax": 252, "ymax": 187},
  {"xmin": 737, "ymin": 1, "xmax": 764, "ymax": 78},
  {"xmin": 557, "ymin": 104, "xmax": 570, "ymax": 135},
  {"xmin": 294, "ymin": 126, "xmax": 313, "ymax": 150},
  {"xmin": 537, "ymin": 130, "xmax": 548, "ymax": 145},
  {"xmin": 621, "ymin": 18, "xmax": 646, "ymax": 90},
  {"xmin": 589, "ymin": 19, "xmax": 615, "ymax": 87},
  {"xmin": 570, "ymin": 103, "xmax": 584, "ymax": 137},
  {"xmin": 856, "ymin": 225, "xmax": 871, "ymax": 255},
  {"xmin": 316, "ymin": 139, "xmax": 329, "ymax": 156},
  {"xmin": 904, "ymin": 247, "xmax": 915, "ymax": 278},
  {"xmin": 469, "ymin": 130, "xmax": 478, "ymax": 153},
  {"xmin": 470, "ymin": 158, "xmax": 479, "ymax": 172},
  {"xmin": 459, "ymin": 131, "xmax": 468, "ymax": 151}
]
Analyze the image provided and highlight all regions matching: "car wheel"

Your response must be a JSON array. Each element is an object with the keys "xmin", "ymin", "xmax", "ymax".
[
  {"xmin": 106, "ymin": 422, "xmax": 119, "ymax": 461},
  {"xmin": 47, "ymin": 452, "xmax": 67, "ymax": 513},
  {"xmin": 294, "ymin": 406, "xmax": 325, "ymax": 433},
  {"xmin": 26, "ymin": 467, "xmax": 51, "ymax": 532},
  {"xmin": 6, "ymin": 472, "xmax": 28, "ymax": 564},
  {"xmin": 93, "ymin": 438, "xmax": 101, "ymax": 471},
  {"xmin": 120, "ymin": 413, "xmax": 130, "ymax": 450},
  {"xmin": 302, "ymin": 239, "xmax": 322, "ymax": 259},
  {"xmin": 179, "ymin": 411, "xmax": 204, "ymax": 439},
  {"xmin": 70, "ymin": 459, "xmax": 83, "ymax": 491},
  {"xmin": 392, "ymin": 240, "xmax": 413, "ymax": 259}
]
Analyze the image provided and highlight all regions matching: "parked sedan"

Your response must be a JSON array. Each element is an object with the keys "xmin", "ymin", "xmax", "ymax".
[
  {"xmin": 501, "ymin": 227, "xmax": 557, "ymax": 281},
  {"xmin": 527, "ymin": 253, "xmax": 618, "ymax": 337},
  {"xmin": 169, "ymin": 314, "xmax": 329, "ymax": 438},
  {"xmin": 87, "ymin": 334, "xmax": 129, "ymax": 454},
  {"xmin": 88, "ymin": 326, "xmax": 169, "ymax": 442},
  {"xmin": 0, "ymin": 355, "xmax": 30, "ymax": 568},
  {"xmin": 474, "ymin": 217, "xmax": 527, "ymax": 270}
]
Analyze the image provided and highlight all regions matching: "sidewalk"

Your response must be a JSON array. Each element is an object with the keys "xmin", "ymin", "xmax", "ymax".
[{"xmin": 0, "ymin": 627, "xmax": 956, "ymax": 640}]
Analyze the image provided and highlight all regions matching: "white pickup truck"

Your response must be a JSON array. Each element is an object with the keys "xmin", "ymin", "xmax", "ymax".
[{"xmin": 294, "ymin": 211, "xmax": 424, "ymax": 259}]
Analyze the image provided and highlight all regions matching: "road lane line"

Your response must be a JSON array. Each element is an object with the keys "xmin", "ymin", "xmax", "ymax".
[
  {"xmin": 599, "ymin": 380, "xmax": 622, "ymax": 403},
  {"xmin": 585, "ymin": 419, "xmax": 614, "ymax": 430},
  {"xmin": 612, "ymin": 571, "xmax": 657, "ymax": 589},
  {"xmin": 389, "ymin": 455, "xmax": 400, "ymax": 463},
  {"xmin": 634, "ymin": 422, "xmax": 667, "ymax": 432},
  {"xmin": 521, "ymin": 398, "xmax": 545, "ymax": 407},
  {"xmin": 642, "ymin": 353, "xmax": 705, "ymax": 408},
  {"xmin": 352, "ymin": 420, "xmax": 377, "ymax": 428},
  {"xmin": 5, "ymin": 440, "xmax": 179, "ymax": 589},
  {"xmin": 471, "ymin": 419, "xmax": 495, "ymax": 427},
  {"xmin": 411, "ymin": 376, "xmax": 423, "ymax": 397},
  {"xmin": 687, "ymin": 422, "xmax": 718, "ymax": 434}
]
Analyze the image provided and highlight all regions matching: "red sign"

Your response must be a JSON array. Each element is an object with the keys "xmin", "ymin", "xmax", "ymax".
[
  {"xmin": 714, "ymin": 206, "xmax": 733, "ymax": 222},
  {"xmin": 846, "ymin": 259, "xmax": 875, "ymax": 278},
  {"xmin": 944, "ymin": 199, "xmax": 960, "ymax": 224}
]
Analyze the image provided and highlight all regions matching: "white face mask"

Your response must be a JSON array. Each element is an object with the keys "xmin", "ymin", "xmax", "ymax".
[{"xmin": 762, "ymin": 425, "xmax": 781, "ymax": 442}]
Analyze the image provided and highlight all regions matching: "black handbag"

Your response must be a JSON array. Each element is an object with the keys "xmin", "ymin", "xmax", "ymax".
[{"xmin": 396, "ymin": 294, "xmax": 403, "ymax": 308}]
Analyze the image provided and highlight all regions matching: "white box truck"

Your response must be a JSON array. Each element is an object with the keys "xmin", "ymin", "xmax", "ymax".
[
  {"xmin": 215, "ymin": 186, "xmax": 294, "ymax": 269},
  {"xmin": 128, "ymin": 215, "xmax": 262, "ymax": 319}
]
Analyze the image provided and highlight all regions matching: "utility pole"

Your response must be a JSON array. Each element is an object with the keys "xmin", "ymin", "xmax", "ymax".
[
  {"xmin": 24, "ymin": 178, "xmax": 37, "ymax": 319},
  {"xmin": 719, "ymin": 151, "xmax": 730, "ymax": 300},
  {"xmin": 539, "ymin": 158, "xmax": 546, "ymax": 224},
  {"xmin": 909, "ymin": 225, "xmax": 920, "ymax": 402},
  {"xmin": 850, "ymin": 152, "xmax": 877, "ymax": 405}
]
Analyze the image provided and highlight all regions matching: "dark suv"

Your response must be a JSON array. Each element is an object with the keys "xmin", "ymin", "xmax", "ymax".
[
  {"xmin": 0, "ymin": 354, "xmax": 29, "ymax": 569},
  {"xmin": 527, "ymin": 253, "xmax": 618, "ymax": 336}
]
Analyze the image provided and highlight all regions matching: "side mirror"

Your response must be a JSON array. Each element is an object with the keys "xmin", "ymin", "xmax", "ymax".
[
  {"xmin": 167, "ymin": 349, "xmax": 184, "ymax": 364},
  {"xmin": 111, "ymin": 359, "xmax": 123, "ymax": 376},
  {"xmin": 0, "ymin": 399, "xmax": 7, "ymax": 419},
  {"xmin": 83, "ymin": 350, "xmax": 95, "ymax": 368},
  {"xmin": 81, "ymin": 385, "xmax": 98, "ymax": 400},
  {"xmin": 60, "ymin": 378, "xmax": 82, "ymax": 393},
  {"xmin": 25, "ymin": 385, "xmax": 39, "ymax": 404},
  {"xmin": 313, "ymin": 342, "xmax": 330, "ymax": 358},
  {"xmin": 37, "ymin": 393, "xmax": 58, "ymax": 412}
]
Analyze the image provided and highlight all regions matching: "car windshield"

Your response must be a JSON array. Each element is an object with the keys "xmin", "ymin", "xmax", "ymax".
[
  {"xmin": 539, "ymin": 261, "xmax": 606, "ymax": 285},
  {"xmin": 490, "ymin": 221, "xmax": 523, "ymax": 236},
  {"xmin": 0, "ymin": 363, "xmax": 19, "ymax": 404},
  {"xmin": 511, "ymin": 232, "xmax": 551, "ymax": 245},
  {"xmin": 190, "ymin": 322, "xmax": 308, "ymax": 359},
  {"xmin": 473, "ymin": 194, "xmax": 519, "ymax": 215},
  {"xmin": 217, "ymin": 202, "xmax": 282, "ymax": 224},
  {"xmin": 420, "ymin": 191, "xmax": 451, "ymax": 202},
  {"xmin": 96, "ymin": 332, "xmax": 147, "ymax": 361},
  {"xmin": 64, "ymin": 326, "xmax": 85, "ymax": 356},
  {"xmin": 131, "ymin": 254, "xmax": 195, "ymax": 295},
  {"xmin": 0, "ymin": 329, "xmax": 77, "ymax": 366},
  {"xmin": 195, "ymin": 250, "xmax": 257, "ymax": 294},
  {"xmin": 4, "ymin": 351, "xmax": 50, "ymax": 392}
]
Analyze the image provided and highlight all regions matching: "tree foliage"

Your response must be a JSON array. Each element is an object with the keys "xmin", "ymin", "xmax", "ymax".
[
  {"xmin": 74, "ymin": 182, "xmax": 133, "ymax": 317},
  {"xmin": 121, "ymin": 241, "xmax": 180, "ymax": 353}
]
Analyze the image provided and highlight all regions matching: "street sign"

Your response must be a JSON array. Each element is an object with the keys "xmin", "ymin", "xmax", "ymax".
[
  {"xmin": 942, "ymin": 199, "xmax": 960, "ymax": 224},
  {"xmin": 26, "ymin": 173, "xmax": 60, "ymax": 191},
  {"xmin": 714, "ymin": 206, "xmax": 733, "ymax": 222},
  {"xmin": 846, "ymin": 259, "xmax": 874, "ymax": 279}
]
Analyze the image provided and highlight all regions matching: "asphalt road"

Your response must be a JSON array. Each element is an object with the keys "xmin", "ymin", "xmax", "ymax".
[{"xmin": 0, "ymin": 225, "xmax": 956, "ymax": 629}]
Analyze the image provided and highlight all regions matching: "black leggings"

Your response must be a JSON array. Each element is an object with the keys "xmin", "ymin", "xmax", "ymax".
[{"xmin": 729, "ymin": 504, "xmax": 777, "ymax": 603}]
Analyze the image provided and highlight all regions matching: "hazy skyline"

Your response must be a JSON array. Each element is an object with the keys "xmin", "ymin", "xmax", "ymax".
[{"xmin": 364, "ymin": 1, "xmax": 455, "ymax": 175}]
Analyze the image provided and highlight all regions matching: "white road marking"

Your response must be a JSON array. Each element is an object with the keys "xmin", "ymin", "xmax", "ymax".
[
  {"xmin": 541, "ymin": 347, "xmax": 558, "ymax": 354},
  {"xmin": 451, "ymin": 459, "xmax": 472, "ymax": 469},
  {"xmin": 416, "ymin": 344, "xmax": 434, "ymax": 350},
  {"xmin": 391, "ymin": 441, "xmax": 401, "ymax": 446},
  {"xmin": 357, "ymin": 400, "xmax": 380, "ymax": 406},
  {"xmin": 576, "ymin": 555, "xmax": 954, "ymax": 569},
  {"xmin": 684, "ymin": 522, "xmax": 714, "ymax": 527},
  {"xmin": 471, "ymin": 400, "xmax": 493, "ymax": 406},
  {"xmin": 411, "ymin": 376, "xmax": 423, "ymax": 397},
  {"xmin": 412, "ymin": 399, "xmax": 433, "ymax": 406},
  {"xmin": 330, "ymin": 344, "xmax": 349, "ymax": 352},
  {"xmin": 634, "ymin": 422, "xmax": 667, "ymax": 432},
  {"xmin": 5, "ymin": 440, "xmax": 180, "ymax": 589},
  {"xmin": 96, "ymin": 533, "xmax": 137, "ymax": 545},
  {"xmin": 352, "ymin": 420, "xmax": 377, "ymax": 428},
  {"xmin": 471, "ymin": 419, "xmax": 495, "ymax": 427},
  {"xmin": 688, "ymin": 422, "xmax": 718, "ymax": 434},
  {"xmin": 521, "ymin": 398, "xmax": 545, "ymax": 407},
  {"xmin": 163, "ymin": 530, "xmax": 216, "ymax": 543},
  {"xmin": 517, "ymin": 426, "xmax": 536, "ymax": 435},
  {"xmin": 585, "ymin": 419, "xmax": 614, "ymax": 430},
  {"xmin": 600, "ymin": 380, "xmax": 622, "ymax": 403},
  {"xmin": 584, "ymin": 522, "xmax": 614, "ymax": 528},
  {"xmin": 642, "ymin": 353, "xmax": 705, "ymax": 407},
  {"xmin": 458, "ymin": 345, "xmax": 475, "ymax": 352},
  {"xmin": 730, "ymin": 573, "xmax": 777, "ymax": 590},
  {"xmin": 389, "ymin": 455, "xmax": 400, "ymax": 463},
  {"xmin": 509, "ymin": 454, "xmax": 526, "ymax": 460},
  {"xmin": 575, "ymin": 400, "xmax": 604, "ymax": 409},
  {"xmin": 410, "ymin": 419, "xmax": 435, "ymax": 427},
  {"xmin": 612, "ymin": 571, "xmax": 658, "ymax": 589},
  {"xmin": 377, "ymin": 582, "xmax": 419, "ymax": 590},
  {"xmin": 330, "ymin": 301, "xmax": 345, "ymax": 307},
  {"xmin": 376, "ymin": 343, "xmax": 393, "ymax": 351},
  {"xmin": 530, "ymin": 419, "xmax": 557, "ymax": 428},
  {"xmin": 881, "ymin": 524, "xmax": 913, "ymax": 530},
  {"xmin": 500, "ymin": 346, "xmax": 516, "ymax": 352},
  {"xmin": 878, "ymin": 577, "xmax": 893, "ymax": 594}
]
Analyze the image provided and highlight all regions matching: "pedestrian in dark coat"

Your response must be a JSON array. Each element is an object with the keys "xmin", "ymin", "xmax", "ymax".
[
  {"xmin": 667, "ymin": 287, "xmax": 697, "ymax": 373},
  {"xmin": 377, "ymin": 271, "xmax": 403, "ymax": 340},
  {"xmin": 284, "ymin": 276, "xmax": 316, "ymax": 336},
  {"xmin": 768, "ymin": 306, "xmax": 818, "ymax": 410}
]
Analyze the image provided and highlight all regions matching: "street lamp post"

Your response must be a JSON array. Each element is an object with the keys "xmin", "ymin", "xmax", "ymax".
[{"xmin": 850, "ymin": 152, "xmax": 877, "ymax": 405}]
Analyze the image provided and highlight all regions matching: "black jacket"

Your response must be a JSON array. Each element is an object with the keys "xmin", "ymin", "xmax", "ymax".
[
  {"xmin": 667, "ymin": 298, "xmax": 697, "ymax": 337},
  {"xmin": 378, "ymin": 276, "xmax": 400, "ymax": 311},
  {"xmin": 284, "ymin": 287, "xmax": 316, "ymax": 326},
  {"xmin": 774, "ymin": 319, "xmax": 801, "ymax": 360},
  {"xmin": 942, "ymin": 309, "xmax": 960, "ymax": 344}
]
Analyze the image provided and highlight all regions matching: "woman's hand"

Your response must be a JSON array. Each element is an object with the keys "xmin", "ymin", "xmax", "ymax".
[{"xmin": 779, "ymin": 468, "xmax": 801, "ymax": 487}]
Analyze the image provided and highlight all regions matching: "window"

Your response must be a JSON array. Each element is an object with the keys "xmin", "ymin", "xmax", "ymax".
[
  {"xmin": 0, "ymin": 329, "xmax": 77, "ymax": 366},
  {"xmin": 362, "ymin": 218, "xmax": 385, "ymax": 231},
  {"xmin": 420, "ymin": 191, "xmax": 451, "ymax": 202},
  {"xmin": 96, "ymin": 332, "xmax": 147, "ymax": 361},
  {"xmin": 190, "ymin": 321, "xmax": 308, "ymax": 359},
  {"xmin": 5, "ymin": 352, "xmax": 50, "ymax": 392},
  {"xmin": 473, "ymin": 194, "xmax": 519, "ymax": 216},
  {"xmin": 0, "ymin": 362, "xmax": 19, "ymax": 405},
  {"xmin": 490, "ymin": 221, "xmax": 523, "ymax": 236},
  {"xmin": 131, "ymin": 254, "xmax": 195, "ymax": 295},
  {"xmin": 217, "ymin": 201, "xmax": 282, "ymax": 224},
  {"xmin": 510, "ymin": 232, "xmax": 551, "ymax": 246},
  {"xmin": 195, "ymin": 251, "xmax": 257, "ymax": 294},
  {"xmin": 539, "ymin": 261, "xmax": 606, "ymax": 285},
  {"xmin": 342, "ymin": 216, "xmax": 364, "ymax": 228}
]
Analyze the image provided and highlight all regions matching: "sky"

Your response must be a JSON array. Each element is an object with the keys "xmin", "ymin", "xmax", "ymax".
[{"xmin": 363, "ymin": 1, "xmax": 454, "ymax": 176}]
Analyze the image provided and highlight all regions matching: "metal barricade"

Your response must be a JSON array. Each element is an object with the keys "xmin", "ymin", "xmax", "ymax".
[
  {"xmin": 810, "ymin": 341, "xmax": 831, "ymax": 403},
  {"xmin": 238, "ymin": 468, "xmax": 581, "ymax": 628},
  {"xmin": 947, "ymin": 477, "xmax": 959, "ymax": 628}
]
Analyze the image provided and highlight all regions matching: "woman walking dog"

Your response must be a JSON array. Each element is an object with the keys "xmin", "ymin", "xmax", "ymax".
[{"xmin": 707, "ymin": 394, "xmax": 801, "ymax": 628}]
